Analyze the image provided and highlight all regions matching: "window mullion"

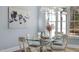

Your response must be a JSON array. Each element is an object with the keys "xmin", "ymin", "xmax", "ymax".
[
  {"xmin": 60, "ymin": 11, "xmax": 62, "ymax": 32},
  {"xmin": 55, "ymin": 9, "xmax": 58, "ymax": 34}
]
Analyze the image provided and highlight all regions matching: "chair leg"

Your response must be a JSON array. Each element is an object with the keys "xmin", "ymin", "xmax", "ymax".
[
  {"xmin": 26, "ymin": 47, "xmax": 31, "ymax": 52},
  {"xmin": 40, "ymin": 46, "xmax": 43, "ymax": 52},
  {"xmin": 23, "ymin": 43, "xmax": 26, "ymax": 52}
]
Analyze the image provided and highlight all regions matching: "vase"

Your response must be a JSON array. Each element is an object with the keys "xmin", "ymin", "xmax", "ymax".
[{"xmin": 46, "ymin": 23, "xmax": 53, "ymax": 40}]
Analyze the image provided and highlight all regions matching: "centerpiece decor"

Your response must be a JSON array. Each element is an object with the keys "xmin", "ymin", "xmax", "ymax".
[{"xmin": 46, "ymin": 23, "xmax": 54, "ymax": 39}]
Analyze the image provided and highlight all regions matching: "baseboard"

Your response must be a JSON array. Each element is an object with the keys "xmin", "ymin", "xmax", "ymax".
[{"xmin": 0, "ymin": 46, "xmax": 19, "ymax": 52}]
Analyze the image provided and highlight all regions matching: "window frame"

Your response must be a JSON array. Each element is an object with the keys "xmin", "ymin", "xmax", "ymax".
[{"xmin": 45, "ymin": 8, "xmax": 67, "ymax": 37}]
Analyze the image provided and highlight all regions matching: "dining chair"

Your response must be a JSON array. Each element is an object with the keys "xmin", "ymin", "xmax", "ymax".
[
  {"xmin": 18, "ymin": 37, "xmax": 31, "ymax": 52},
  {"xmin": 52, "ymin": 32, "xmax": 68, "ymax": 51},
  {"xmin": 39, "ymin": 31, "xmax": 53, "ymax": 52},
  {"xmin": 65, "ymin": 36, "xmax": 79, "ymax": 52},
  {"xmin": 40, "ymin": 38, "xmax": 53, "ymax": 52}
]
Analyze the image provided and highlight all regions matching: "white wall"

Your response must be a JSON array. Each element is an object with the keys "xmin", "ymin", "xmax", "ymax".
[{"xmin": 0, "ymin": 6, "xmax": 38, "ymax": 50}]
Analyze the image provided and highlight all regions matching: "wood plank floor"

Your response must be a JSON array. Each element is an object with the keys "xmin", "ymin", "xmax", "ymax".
[{"xmin": 14, "ymin": 48, "xmax": 79, "ymax": 52}]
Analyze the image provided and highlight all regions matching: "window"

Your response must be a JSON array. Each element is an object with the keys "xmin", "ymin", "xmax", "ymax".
[
  {"xmin": 45, "ymin": 7, "xmax": 67, "ymax": 37},
  {"xmin": 69, "ymin": 7, "xmax": 79, "ymax": 36},
  {"xmin": 45, "ymin": 9, "xmax": 56, "ymax": 36},
  {"xmin": 57, "ymin": 11, "xmax": 67, "ymax": 34}
]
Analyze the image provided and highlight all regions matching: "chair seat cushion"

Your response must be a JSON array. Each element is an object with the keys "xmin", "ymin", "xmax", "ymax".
[
  {"xmin": 53, "ymin": 40, "xmax": 63, "ymax": 46},
  {"xmin": 53, "ymin": 43, "xmax": 63, "ymax": 46}
]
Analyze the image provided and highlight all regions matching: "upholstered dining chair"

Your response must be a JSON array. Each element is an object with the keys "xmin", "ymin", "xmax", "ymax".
[
  {"xmin": 18, "ymin": 37, "xmax": 31, "ymax": 52},
  {"xmin": 65, "ymin": 36, "xmax": 79, "ymax": 52},
  {"xmin": 52, "ymin": 32, "xmax": 68, "ymax": 51}
]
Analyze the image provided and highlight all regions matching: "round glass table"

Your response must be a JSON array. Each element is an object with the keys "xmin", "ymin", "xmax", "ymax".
[{"xmin": 27, "ymin": 38, "xmax": 55, "ymax": 52}]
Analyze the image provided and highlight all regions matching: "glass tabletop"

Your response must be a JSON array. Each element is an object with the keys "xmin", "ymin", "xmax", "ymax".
[{"xmin": 27, "ymin": 38, "xmax": 55, "ymax": 46}]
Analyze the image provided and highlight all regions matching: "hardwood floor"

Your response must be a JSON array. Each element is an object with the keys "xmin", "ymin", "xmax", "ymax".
[{"xmin": 14, "ymin": 47, "xmax": 79, "ymax": 52}]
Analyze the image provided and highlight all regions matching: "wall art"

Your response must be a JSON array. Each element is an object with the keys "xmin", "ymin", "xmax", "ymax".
[{"xmin": 8, "ymin": 6, "xmax": 29, "ymax": 29}]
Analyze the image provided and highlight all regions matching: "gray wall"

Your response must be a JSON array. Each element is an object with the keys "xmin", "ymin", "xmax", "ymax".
[
  {"xmin": 0, "ymin": 6, "xmax": 38, "ymax": 50},
  {"xmin": 38, "ymin": 7, "xmax": 46, "ymax": 32}
]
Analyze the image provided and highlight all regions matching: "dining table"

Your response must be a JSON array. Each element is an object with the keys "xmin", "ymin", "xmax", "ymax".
[{"xmin": 26, "ymin": 37, "xmax": 55, "ymax": 52}]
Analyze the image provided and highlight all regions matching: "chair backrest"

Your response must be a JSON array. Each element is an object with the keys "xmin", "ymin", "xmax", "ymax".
[
  {"xmin": 54, "ymin": 32, "xmax": 63, "ymax": 40},
  {"xmin": 19, "ymin": 37, "xmax": 26, "ymax": 42},
  {"xmin": 55, "ymin": 32, "xmax": 63, "ymax": 37}
]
